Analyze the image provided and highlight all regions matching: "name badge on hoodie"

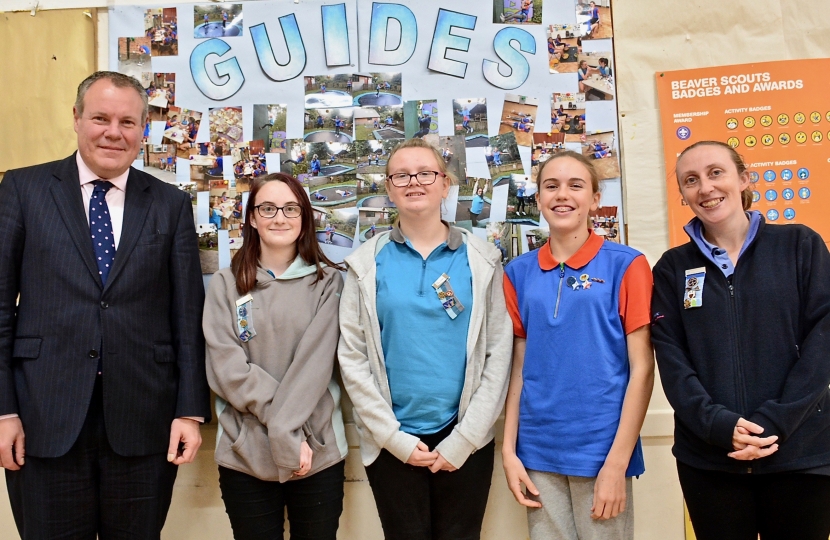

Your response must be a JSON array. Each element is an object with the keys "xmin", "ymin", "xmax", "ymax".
[
  {"xmin": 432, "ymin": 273, "xmax": 465, "ymax": 319},
  {"xmin": 235, "ymin": 294, "xmax": 257, "ymax": 342},
  {"xmin": 684, "ymin": 267, "xmax": 706, "ymax": 309}
]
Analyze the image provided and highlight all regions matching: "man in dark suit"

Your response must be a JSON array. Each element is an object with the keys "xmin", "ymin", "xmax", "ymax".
[{"xmin": 0, "ymin": 71, "xmax": 210, "ymax": 538}]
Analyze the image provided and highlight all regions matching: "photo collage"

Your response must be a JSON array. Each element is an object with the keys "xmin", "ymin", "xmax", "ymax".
[{"xmin": 114, "ymin": 0, "xmax": 622, "ymax": 272}]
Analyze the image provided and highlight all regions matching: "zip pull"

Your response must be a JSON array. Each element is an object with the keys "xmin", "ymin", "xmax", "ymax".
[
  {"xmin": 554, "ymin": 263, "xmax": 565, "ymax": 318},
  {"xmin": 727, "ymin": 276, "xmax": 735, "ymax": 297}
]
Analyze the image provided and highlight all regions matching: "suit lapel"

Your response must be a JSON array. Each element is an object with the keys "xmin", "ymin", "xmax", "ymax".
[
  {"xmin": 50, "ymin": 154, "xmax": 103, "ymax": 287},
  {"xmin": 104, "ymin": 168, "xmax": 151, "ymax": 292}
]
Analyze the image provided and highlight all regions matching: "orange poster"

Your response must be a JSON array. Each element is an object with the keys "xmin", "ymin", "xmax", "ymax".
[{"xmin": 656, "ymin": 59, "xmax": 830, "ymax": 248}]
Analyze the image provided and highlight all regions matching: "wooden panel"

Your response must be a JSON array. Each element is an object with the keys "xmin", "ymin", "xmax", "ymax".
[{"xmin": 0, "ymin": 9, "xmax": 95, "ymax": 172}]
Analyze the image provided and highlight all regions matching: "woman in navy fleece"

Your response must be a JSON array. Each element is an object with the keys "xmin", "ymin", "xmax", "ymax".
[{"xmin": 651, "ymin": 140, "xmax": 830, "ymax": 540}]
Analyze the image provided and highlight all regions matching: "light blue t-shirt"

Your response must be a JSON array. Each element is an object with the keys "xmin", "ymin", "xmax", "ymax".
[
  {"xmin": 471, "ymin": 195, "xmax": 485, "ymax": 215},
  {"xmin": 375, "ymin": 226, "xmax": 472, "ymax": 435}
]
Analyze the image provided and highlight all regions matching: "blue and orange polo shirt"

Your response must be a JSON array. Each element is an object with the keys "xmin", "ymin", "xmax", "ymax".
[{"xmin": 504, "ymin": 232, "xmax": 652, "ymax": 477}]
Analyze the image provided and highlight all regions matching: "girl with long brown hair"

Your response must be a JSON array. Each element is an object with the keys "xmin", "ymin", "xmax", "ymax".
[{"xmin": 203, "ymin": 173, "xmax": 347, "ymax": 540}]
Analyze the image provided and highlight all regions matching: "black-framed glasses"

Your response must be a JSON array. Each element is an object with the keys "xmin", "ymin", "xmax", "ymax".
[
  {"xmin": 386, "ymin": 171, "xmax": 445, "ymax": 187},
  {"xmin": 254, "ymin": 204, "xmax": 302, "ymax": 219}
]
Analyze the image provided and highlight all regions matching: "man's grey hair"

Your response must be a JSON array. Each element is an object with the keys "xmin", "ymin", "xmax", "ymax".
[{"xmin": 75, "ymin": 71, "xmax": 149, "ymax": 123}]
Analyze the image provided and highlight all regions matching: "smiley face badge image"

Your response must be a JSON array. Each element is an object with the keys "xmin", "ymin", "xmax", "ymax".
[
  {"xmin": 761, "ymin": 134, "xmax": 774, "ymax": 146},
  {"xmin": 795, "ymin": 131, "xmax": 807, "ymax": 144},
  {"xmin": 743, "ymin": 116, "xmax": 756, "ymax": 128},
  {"xmin": 726, "ymin": 117, "xmax": 739, "ymax": 130},
  {"xmin": 744, "ymin": 135, "xmax": 757, "ymax": 147},
  {"xmin": 777, "ymin": 113, "xmax": 790, "ymax": 126},
  {"xmin": 760, "ymin": 115, "xmax": 773, "ymax": 127}
]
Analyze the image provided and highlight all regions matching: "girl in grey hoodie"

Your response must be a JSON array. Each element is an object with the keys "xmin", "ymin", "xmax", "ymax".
[{"xmin": 204, "ymin": 173, "xmax": 347, "ymax": 540}]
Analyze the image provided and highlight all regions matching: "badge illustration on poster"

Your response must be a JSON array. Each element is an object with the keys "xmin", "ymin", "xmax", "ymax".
[{"xmin": 656, "ymin": 59, "xmax": 829, "ymax": 248}]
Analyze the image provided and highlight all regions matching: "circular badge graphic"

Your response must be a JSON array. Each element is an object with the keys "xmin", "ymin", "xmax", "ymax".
[
  {"xmin": 795, "ymin": 131, "xmax": 807, "ymax": 144},
  {"xmin": 799, "ymin": 187, "xmax": 811, "ymax": 199},
  {"xmin": 749, "ymin": 171, "xmax": 760, "ymax": 183},
  {"xmin": 826, "ymin": 111, "xmax": 830, "ymax": 122},
  {"xmin": 778, "ymin": 132, "xmax": 791, "ymax": 145},
  {"xmin": 812, "ymin": 131, "xmax": 823, "ymax": 143},
  {"xmin": 743, "ymin": 116, "xmax": 756, "ymax": 128},
  {"xmin": 726, "ymin": 117, "xmax": 738, "ymax": 129},
  {"xmin": 766, "ymin": 209, "xmax": 780, "ymax": 221},
  {"xmin": 760, "ymin": 115, "xmax": 773, "ymax": 127},
  {"xmin": 744, "ymin": 135, "xmax": 757, "ymax": 147},
  {"xmin": 794, "ymin": 112, "xmax": 806, "ymax": 124},
  {"xmin": 784, "ymin": 208, "xmax": 796, "ymax": 220},
  {"xmin": 763, "ymin": 170, "xmax": 776, "ymax": 182},
  {"xmin": 761, "ymin": 134, "xmax": 774, "ymax": 146},
  {"xmin": 782, "ymin": 188, "xmax": 795, "ymax": 200},
  {"xmin": 726, "ymin": 136, "xmax": 740, "ymax": 148},
  {"xmin": 752, "ymin": 190, "xmax": 761, "ymax": 203},
  {"xmin": 777, "ymin": 113, "xmax": 790, "ymax": 126},
  {"xmin": 781, "ymin": 169, "xmax": 793, "ymax": 181},
  {"xmin": 797, "ymin": 167, "xmax": 810, "ymax": 180},
  {"xmin": 676, "ymin": 126, "xmax": 691, "ymax": 140},
  {"xmin": 811, "ymin": 111, "xmax": 822, "ymax": 124},
  {"xmin": 765, "ymin": 189, "xmax": 777, "ymax": 201}
]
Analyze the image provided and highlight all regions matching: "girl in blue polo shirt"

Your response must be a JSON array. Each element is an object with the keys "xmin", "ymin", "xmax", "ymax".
[
  {"xmin": 502, "ymin": 151, "xmax": 654, "ymax": 540},
  {"xmin": 338, "ymin": 138, "xmax": 512, "ymax": 540}
]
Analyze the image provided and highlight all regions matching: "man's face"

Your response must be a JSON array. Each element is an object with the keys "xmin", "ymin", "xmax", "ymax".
[{"xmin": 73, "ymin": 80, "xmax": 144, "ymax": 179}]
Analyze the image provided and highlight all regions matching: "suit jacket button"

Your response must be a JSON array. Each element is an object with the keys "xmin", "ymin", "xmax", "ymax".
[
  {"xmin": 100, "ymin": 301, "xmax": 109, "ymax": 309},
  {"xmin": 88, "ymin": 350, "xmax": 98, "ymax": 358}
]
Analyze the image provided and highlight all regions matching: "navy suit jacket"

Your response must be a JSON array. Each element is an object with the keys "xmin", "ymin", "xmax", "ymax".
[{"xmin": 0, "ymin": 154, "xmax": 210, "ymax": 458}]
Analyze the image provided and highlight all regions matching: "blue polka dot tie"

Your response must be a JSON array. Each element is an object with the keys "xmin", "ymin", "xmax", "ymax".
[{"xmin": 90, "ymin": 180, "xmax": 116, "ymax": 285}]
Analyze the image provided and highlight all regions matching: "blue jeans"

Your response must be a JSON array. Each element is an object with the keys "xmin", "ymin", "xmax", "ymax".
[{"xmin": 218, "ymin": 460, "xmax": 344, "ymax": 540}]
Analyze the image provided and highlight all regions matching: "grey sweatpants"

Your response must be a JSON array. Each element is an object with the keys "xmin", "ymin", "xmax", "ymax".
[{"xmin": 526, "ymin": 470, "xmax": 634, "ymax": 540}]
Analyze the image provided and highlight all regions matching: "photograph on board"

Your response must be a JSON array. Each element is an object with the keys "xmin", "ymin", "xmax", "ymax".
[
  {"xmin": 194, "ymin": 3, "xmax": 243, "ymax": 38},
  {"xmin": 316, "ymin": 206, "xmax": 358, "ymax": 247},
  {"xmin": 592, "ymin": 206, "xmax": 620, "ymax": 242},
  {"xmin": 253, "ymin": 104, "xmax": 287, "ymax": 153},
  {"xmin": 499, "ymin": 94, "xmax": 539, "ymax": 147},
  {"xmin": 352, "ymin": 73, "xmax": 402, "ymax": 107},
  {"xmin": 547, "ymin": 25, "xmax": 581, "ymax": 73},
  {"xmin": 304, "ymin": 74, "xmax": 354, "ymax": 109},
  {"xmin": 578, "ymin": 54, "xmax": 615, "ymax": 100},
  {"xmin": 495, "ymin": 0, "xmax": 542, "ymax": 24},
  {"xmin": 421, "ymin": 135, "xmax": 467, "ymax": 190},
  {"xmin": 358, "ymin": 207, "xmax": 397, "ymax": 243},
  {"xmin": 209, "ymin": 106, "xmax": 243, "ymax": 144},
  {"xmin": 304, "ymin": 108, "xmax": 354, "ymax": 143},
  {"xmin": 355, "ymin": 139, "xmax": 402, "ymax": 174},
  {"xmin": 144, "ymin": 8, "xmax": 178, "ymax": 56},
  {"xmin": 404, "ymin": 99, "xmax": 439, "ymax": 139},
  {"xmin": 581, "ymin": 131, "xmax": 621, "ymax": 180},
  {"xmin": 453, "ymin": 98, "xmax": 488, "ymax": 143},
  {"xmin": 354, "ymin": 106, "xmax": 405, "ymax": 141},
  {"xmin": 577, "ymin": 1, "xmax": 612, "ymax": 39},
  {"xmin": 506, "ymin": 173, "xmax": 538, "ymax": 222},
  {"xmin": 487, "ymin": 132, "xmax": 524, "ymax": 180},
  {"xmin": 230, "ymin": 140, "xmax": 267, "ymax": 193},
  {"xmin": 355, "ymin": 174, "xmax": 394, "ymax": 212},
  {"xmin": 117, "ymin": 37, "xmax": 151, "ymax": 81}
]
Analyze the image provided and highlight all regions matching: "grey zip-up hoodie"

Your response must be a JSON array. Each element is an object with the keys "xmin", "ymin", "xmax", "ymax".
[
  {"xmin": 204, "ymin": 258, "xmax": 347, "ymax": 483},
  {"xmin": 338, "ymin": 226, "xmax": 513, "ymax": 468}
]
